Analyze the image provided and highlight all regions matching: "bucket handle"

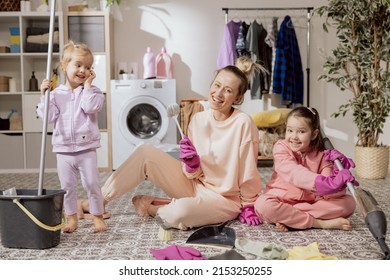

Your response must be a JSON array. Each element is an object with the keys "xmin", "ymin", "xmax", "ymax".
[{"xmin": 13, "ymin": 199, "xmax": 65, "ymax": 232}]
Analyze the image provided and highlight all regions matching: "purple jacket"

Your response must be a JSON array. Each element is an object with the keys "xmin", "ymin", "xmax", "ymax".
[{"xmin": 37, "ymin": 84, "xmax": 104, "ymax": 153}]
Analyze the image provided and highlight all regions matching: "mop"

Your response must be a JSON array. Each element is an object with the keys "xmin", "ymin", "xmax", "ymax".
[
  {"xmin": 37, "ymin": 0, "xmax": 57, "ymax": 196},
  {"xmin": 321, "ymin": 130, "xmax": 390, "ymax": 260}
]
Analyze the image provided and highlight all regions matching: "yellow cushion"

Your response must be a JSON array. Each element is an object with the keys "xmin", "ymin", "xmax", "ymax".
[{"xmin": 251, "ymin": 108, "xmax": 292, "ymax": 128}]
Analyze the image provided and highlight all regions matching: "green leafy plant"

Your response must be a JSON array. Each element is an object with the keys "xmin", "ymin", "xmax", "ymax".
[
  {"xmin": 105, "ymin": 0, "xmax": 121, "ymax": 7},
  {"xmin": 315, "ymin": 0, "xmax": 390, "ymax": 147}
]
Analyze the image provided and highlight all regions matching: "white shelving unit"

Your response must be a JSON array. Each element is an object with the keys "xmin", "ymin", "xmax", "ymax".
[
  {"xmin": 0, "ymin": 6, "xmax": 113, "ymax": 172},
  {"xmin": 0, "ymin": 9, "xmax": 64, "ymax": 172}
]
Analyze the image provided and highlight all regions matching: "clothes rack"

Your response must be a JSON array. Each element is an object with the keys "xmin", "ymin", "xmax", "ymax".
[{"xmin": 222, "ymin": 7, "xmax": 313, "ymax": 106}]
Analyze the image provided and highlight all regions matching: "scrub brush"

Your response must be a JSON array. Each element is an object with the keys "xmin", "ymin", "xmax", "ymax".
[
  {"xmin": 156, "ymin": 215, "xmax": 173, "ymax": 242},
  {"xmin": 167, "ymin": 103, "xmax": 184, "ymax": 138},
  {"xmin": 158, "ymin": 226, "xmax": 173, "ymax": 242}
]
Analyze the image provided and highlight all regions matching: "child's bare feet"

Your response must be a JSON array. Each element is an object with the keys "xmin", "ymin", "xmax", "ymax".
[
  {"xmin": 275, "ymin": 222, "xmax": 289, "ymax": 232},
  {"xmin": 63, "ymin": 214, "xmax": 78, "ymax": 233},
  {"xmin": 313, "ymin": 217, "xmax": 352, "ymax": 231},
  {"xmin": 93, "ymin": 215, "xmax": 107, "ymax": 232},
  {"xmin": 79, "ymin": 199, "xmax": 90, "ymax": 215}
]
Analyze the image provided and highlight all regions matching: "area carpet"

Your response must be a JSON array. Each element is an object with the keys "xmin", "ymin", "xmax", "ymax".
[{"xmin": 0, "ymin": 167, "xmax": 389, "ymax": 260}]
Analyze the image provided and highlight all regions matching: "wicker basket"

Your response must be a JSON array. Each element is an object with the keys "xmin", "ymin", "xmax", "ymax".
[
  {"xmin": 355, "ymin": 146, "xmax": 389, "ymax": 179},
  {"xmin": 0, "ymin": 0, "xmax": 20, "ymax": 11}
]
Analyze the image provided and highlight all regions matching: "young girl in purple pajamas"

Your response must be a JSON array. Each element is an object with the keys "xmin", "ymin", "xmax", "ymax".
[
  {"xmin": 255, "ymin": 106, "xmax": 358, "ymax": 232},
  {"xmin": 37, "ymin": 41, "xmax": 107, "ymax": 233}
]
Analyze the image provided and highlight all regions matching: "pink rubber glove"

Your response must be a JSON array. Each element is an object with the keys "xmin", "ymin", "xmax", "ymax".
[
  {"xmin": 324, "ymin": 149, "xmax": 356, "ymax": 170},
  {"xmin": 315, "ymin": 169, "xmax": 359, "ymax": 196},
  {"xmin": 239, "ymin": 207, "xmax": 263, "ymax": 226},
  {"xmin": 179, "ymin": 135, "xmax": 200, "ymax": 173},
  {"xmin": 150, "ymin": 244, "xmax": 206, "ymax": 260}
]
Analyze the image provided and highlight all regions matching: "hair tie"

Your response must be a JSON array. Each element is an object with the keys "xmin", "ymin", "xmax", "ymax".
[{"xmin": 307, "ymin": 107, "xmax": 316, "ymax": 115}]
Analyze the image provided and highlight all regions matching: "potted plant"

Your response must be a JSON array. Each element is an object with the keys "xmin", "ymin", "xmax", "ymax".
[
  {"xmin": 101, "ymin": 0, "xmax": 121, "ymax": 10},
  {"xmin": 316, "ymin": 0, "xmax": 390, "ymax": 179},
  {"xmin": 105, "ymin": 0, "xmax": 121, "ymax": 6}
]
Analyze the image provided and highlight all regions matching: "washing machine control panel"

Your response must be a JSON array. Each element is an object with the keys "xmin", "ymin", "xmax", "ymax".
[{"xmin": 139, "ymin": 80, "xmax": 163, "ymax": 89}]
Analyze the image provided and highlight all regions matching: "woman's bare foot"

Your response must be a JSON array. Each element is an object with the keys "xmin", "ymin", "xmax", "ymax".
[
  {"xmin": 132, "ymin": 195, "xmax": 171, "ymax": 217},
  {"xmin": 93, "ymin": 215, "xmax": 107, "ymax": 232},
  {"xmin": 275, "ymin": 222, "xmax": 289, "ymax": 232},
  {"xmin": 63, "ymin": 214, "xmax": 78, "ymax": 233},
  {"xmin": 313, "ymin": 217, "xmax": 352, "ymax": 231}
]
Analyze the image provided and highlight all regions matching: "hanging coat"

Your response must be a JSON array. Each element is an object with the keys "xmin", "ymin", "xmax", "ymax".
[
  {"xmin": 246, "ymin": 20, "xmax": 273, "ymax": 99},
  {"xmin": 217, "ymin": 20, "xmax": 242, "ymax": 68},
  {"xmin": 272, "ymin": 16, "xmax": 304, "ymax": 105},
  {"xmin": 236, "ymin": 21, "xmax": 250, "ymax": 58},
  {"xmin": 265, "ymin": 17, "xmax": 278, "ymax": 94}
]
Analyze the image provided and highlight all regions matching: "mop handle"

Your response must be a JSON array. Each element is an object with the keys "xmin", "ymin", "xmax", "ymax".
[{"xmin": 38, "ymin": 0, "xmax": 56, "ymax": 195}]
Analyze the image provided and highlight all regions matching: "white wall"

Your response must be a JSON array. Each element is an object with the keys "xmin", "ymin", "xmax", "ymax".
[{"xmin": 64, "ymin": 0, "xmax": 390, "ymax": 159}]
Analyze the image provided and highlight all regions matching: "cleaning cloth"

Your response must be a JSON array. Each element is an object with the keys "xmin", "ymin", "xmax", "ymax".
[
  {"xmin": 150, "ymin": 244, "xmax": 206, "ymax": 260},
  {"xmin": 235, "ymin": 238, "xmax": 288, "ymax": 260},
  {"xmin": 286, "ymin": 242, "xmax": 338, "ymax": 260}
]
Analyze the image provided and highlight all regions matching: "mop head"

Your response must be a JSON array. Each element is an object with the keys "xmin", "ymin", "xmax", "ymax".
[{"xmin": 158, "ymin": 226, "xmax": 173, "ymax": 242}]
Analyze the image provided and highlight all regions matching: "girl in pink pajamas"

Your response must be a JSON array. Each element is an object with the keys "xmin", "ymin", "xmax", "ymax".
[
  {"xmin": 37, "ymin": 41, "xmax": 106, "ymax": 233},
  {"xmin": 80, "ymin": 57, "xmax": 265, "ymax": 230},
  {"xmin": 255, "ymin": 106, "xmax": 358, "ymax": 232}
]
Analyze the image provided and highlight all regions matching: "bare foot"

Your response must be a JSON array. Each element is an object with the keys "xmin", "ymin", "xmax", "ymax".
[
  {"xmin": 77, "ymin": 200, "xmax": 87, "ymax": 219},
  {"xmin": 63, "ymin": 214, "xmax": 78, "ymax": 233},
  {"xmin": 93, "ymin": 215, "xmax": 107, "ymax": 232},
  {"xmin": 132, "ymin": 195, "xmax": 171, "ymax": 217},
  {"xmin": 78, "ymin": 199, "xmax": 110, "ymax": 219},
  {"xmin": 276, "ymin": 222, "xmax": 289, "ymax": 232},
  {"xmin": 79, "ymin": 199, "xmax": 90, "ymax": 214},
  {"xmin": 313, "ymin": 217, "xmax": 352, "ymax": 231}
]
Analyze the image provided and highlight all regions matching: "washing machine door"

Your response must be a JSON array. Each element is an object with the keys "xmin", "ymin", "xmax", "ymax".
[{"xmin": 119, "ymin": 96, "xmax": 169, "ymax": 145}]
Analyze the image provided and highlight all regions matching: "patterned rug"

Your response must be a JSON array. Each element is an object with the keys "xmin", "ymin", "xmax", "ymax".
[{"xmin": 0, "ymin": 167, "xmax": 389, "ymax": 260}]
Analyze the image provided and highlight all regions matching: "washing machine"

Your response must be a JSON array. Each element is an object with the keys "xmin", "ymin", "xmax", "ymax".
[{"xmin": 111, "ymin": 79, "xmax": 177, "ymax": 169}]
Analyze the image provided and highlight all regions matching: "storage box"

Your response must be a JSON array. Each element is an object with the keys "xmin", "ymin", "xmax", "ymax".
[
  {"xmin": 68, "ymin": 4, "xmax": 88, "ymax": 12},
  {"xmin": 0, "ymin": 0, "xmax": 21, "ymax": 12},
  {"xmin": 9, "ymin": 26, "xmax": 20, "ymax": 36},
  {"xmin": 10, "ymin": 117, "xmax": 22, "ymax": 130},
  {"xmin": 10, "ymin": 44, "xmax": 20, "ymax": 53},
  {"xmin": 10, "ymin": 35, "xmax": 20, "ymax": 44},
  {"xmin": 0, "ymin": 189, "xmax": 65, "ymax": 249},
  {"xmin": 0, "ymin": 75, "xmax": 10, "ymax": 91},
  {"xmin": 0, "ymin": 46, "xmax": 10, "ymax": 53},
  {"xmin": 0, "ymin": 118, "xmax": 10, "ymax": 130}
]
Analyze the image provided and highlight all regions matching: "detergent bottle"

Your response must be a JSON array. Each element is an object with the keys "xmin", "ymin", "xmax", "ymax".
[
  {"xmin": 155, "ymin": 47, "xmax": 173, "ymax": 78},
  {"xmin": 29, "ymin": 71, "xmax": 38, "ymax": 91},
  {"xmin": 143, "ymin": 47, "xmax": 156, "ymax": 79}
]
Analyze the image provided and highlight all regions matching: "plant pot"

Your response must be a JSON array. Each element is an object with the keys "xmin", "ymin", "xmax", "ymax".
[{"xmin": 355, "ymin": 146, "xmax": 389, "ymax": 179}]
